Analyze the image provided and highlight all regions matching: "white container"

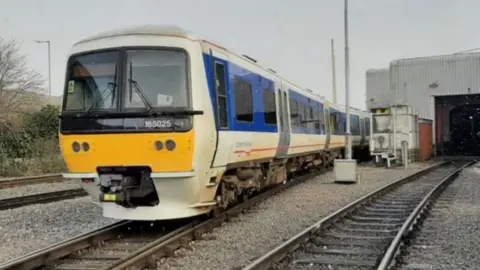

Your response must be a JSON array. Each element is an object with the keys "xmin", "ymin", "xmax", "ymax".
[
  {"xmin": 370, "ymin": 105, "xmax": 419, "ymax": 153},
  {"xmin": 334, "ymin": 159, "xmax": 358, "ymax": 183},
  {"xmin": 371, "ymin": 113, "xmax": 393, "ymax": 153}
]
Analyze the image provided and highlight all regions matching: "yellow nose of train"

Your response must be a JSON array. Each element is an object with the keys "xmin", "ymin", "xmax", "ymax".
[{"xmin": 60, "ymin": 130, "xmax": 195, "ymax": 173}]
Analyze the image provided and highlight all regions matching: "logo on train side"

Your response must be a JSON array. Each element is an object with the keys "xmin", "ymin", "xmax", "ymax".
[{"xmin": 234, "ymin": 141, "xmax": 253, "ymax": 156}]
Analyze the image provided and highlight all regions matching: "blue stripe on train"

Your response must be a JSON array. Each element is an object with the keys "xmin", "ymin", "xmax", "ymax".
[
  {"xmin": 203, "ymin": 53, "xmax": 276, "ymax": 133},
  {"xmin": 203, "ymin": 53, "xmax": 358, "ymax": 135}
]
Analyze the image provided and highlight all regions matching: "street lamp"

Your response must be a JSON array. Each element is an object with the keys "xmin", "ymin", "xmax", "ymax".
[
  {"xmin": 334, "ymin": 0, "xmax": 357, "ymax": 183},
  {"xmin": 344, "ymin": 0, "xmax": 352, "ymax": 160},
  {"xmin": 35, "ymin": 40, "xmax": 51, "ymax": 96}
]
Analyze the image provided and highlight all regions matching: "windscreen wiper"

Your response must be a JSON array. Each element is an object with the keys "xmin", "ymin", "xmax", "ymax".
[
  {"xmin": 84, "ymin": 82, "xmax": 116, "ymax": 113},
  {"xmin": 72, "ymin": 82, "xmax": 116, "ymax": 119},
  {"xmin": 127, "ymin": 61, "xmax": 157, "ymax": 114},
  {"xmin": 127, "ymin": 78, "xmax": 155, "ymax": 114}
]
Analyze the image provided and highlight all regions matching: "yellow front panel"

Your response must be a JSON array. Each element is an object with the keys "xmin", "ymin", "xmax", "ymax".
[{"xmin": 60, "ymin": 130, "xmax": 195, "ymax": 173}]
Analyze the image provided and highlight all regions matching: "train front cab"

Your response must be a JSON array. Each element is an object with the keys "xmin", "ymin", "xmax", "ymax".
[{"xmin": 59, "ymin": 33, "xmax": 219, "ymax": 220}]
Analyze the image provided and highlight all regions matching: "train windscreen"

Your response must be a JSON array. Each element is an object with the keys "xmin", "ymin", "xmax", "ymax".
[{"xmin": 63, "ymin": 49, "xmax": 189, "ymax": 112}]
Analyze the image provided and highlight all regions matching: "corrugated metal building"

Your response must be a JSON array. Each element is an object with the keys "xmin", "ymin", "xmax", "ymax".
[
  {"xmin": 366, "ymin": 68, "xmax": 390, "ymax": 110},
  {"xmin": 389, "ymin": 52, "xmax": 480, "ymax": 121}
]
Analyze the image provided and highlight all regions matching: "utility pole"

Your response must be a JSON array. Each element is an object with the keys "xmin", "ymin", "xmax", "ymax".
[
  {"xmin": 331, "ymin": 39, "xmax": 338, "ymax": 104},
  {"xmin": 35, "ymin": 40, "xmax": 51, "ymax": 95},
  {"xmin": 344, "ymin": 0, "xmax": 352, "ymax": 160},
  {"xmin": 333, "ymin": 0, "xmax": 357, "ymax": 184}
]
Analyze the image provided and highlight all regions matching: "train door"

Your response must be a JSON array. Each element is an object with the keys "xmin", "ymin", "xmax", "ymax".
[
  {"xmin": 359, "ymin": 116, "xmax": 366, "ymax": 146},
  {"xmin": 324, "ymin": 107, "xmax": 331, "ymax": 149},
  {"xmin": 209, "ymin": 49, "xmax": 230, "ymax": 166},
  {"xmin": 275, "ymin": 81, "xmax": 291, "ymax": 158}
]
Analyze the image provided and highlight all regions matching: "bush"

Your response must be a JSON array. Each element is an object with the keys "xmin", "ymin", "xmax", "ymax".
[{"xmin": 0, "ymin": 104, "xmax": 66, "ymax": 177}]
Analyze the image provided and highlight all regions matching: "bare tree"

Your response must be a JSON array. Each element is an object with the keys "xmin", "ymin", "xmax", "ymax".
[
  {"xmin": 0, "ymin": 38, "xmax": 57, "ymax": 176},
  {"xmin": 0, "ymin": 37, "xmax": 45, "ymax": 118}
]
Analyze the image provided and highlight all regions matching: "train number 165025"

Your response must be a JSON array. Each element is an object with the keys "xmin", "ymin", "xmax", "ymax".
[{"xmin": 144, "ymin": 119, "xmax": 172, "ymax": 128}]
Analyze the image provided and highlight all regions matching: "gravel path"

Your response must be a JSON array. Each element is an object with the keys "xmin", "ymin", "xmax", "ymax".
[
  {"xmin": 0, "ymin": 180, "xmax": 81, "ymax": 200},
  {"xmin": 399, "ymin": 163, "xmax": 480, "ymax": 270},
  {"xmin": 156, "ymin": 161, "xmax": 439, "ymax": 270},
  {"xmin": 0, "ymin": 196, "xmax": 118, "ymax": 264}
]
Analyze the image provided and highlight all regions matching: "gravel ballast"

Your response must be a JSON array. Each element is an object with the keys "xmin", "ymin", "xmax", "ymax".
[
  {"xmin": 0, "ymin": 196, "xmax": 118, "ymax": 264},
  {"xmin": 399, "ymin": 164, "xmax": 480, "ymax": 270},
  {"xmin": 0, "ymin": 180, "xmax": 81, "ymax": 200},
  {"xmin": 157, "ymin": 162, "xmax": 438, "ymax": 270}
]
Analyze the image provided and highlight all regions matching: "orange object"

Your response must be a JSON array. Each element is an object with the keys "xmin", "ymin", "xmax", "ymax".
[{"xmin": 419, "ymin": 118, "xmax": 433, "ymax": 161}]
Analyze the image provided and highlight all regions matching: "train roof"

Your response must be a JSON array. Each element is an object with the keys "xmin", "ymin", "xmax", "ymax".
[
  {"xmin": 74, "ymin": 25, "xmax": 204, "ymax": 45},
  {"xmin": 73, "ymin": 25, "xmax": 368, "ymax": 113}
]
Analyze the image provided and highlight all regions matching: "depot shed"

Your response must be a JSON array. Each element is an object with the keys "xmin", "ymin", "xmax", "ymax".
[{"xmin": 389, "ymin": 52, "xmax": 480, "ymax": 156}]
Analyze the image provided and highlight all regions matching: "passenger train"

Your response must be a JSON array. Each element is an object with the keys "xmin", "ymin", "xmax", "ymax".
[{"xmin": 59, "ymin": 25, "xmax": 372, "ymax": 220}]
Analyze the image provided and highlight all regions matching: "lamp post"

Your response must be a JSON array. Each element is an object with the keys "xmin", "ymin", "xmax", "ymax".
[
  {"xmin": 35, "ymin": 40, "xmax": 51, "ymax": 95},
  {"xmin": 334, "ymin": 0, "xmax": 357, "ymax": 184},
  {"xmin": 344, "ymin": 0, "xmax": 352, "ymax": 160}
]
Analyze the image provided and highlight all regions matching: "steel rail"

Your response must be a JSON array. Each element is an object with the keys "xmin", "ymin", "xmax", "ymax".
[
  {"xmin": 0, "ymin": 220, "xmax": 132, "ymax": 270},
  {"xmin": 1, "ymin": 167, "xmax": 332, "ymax": 270},
  {"xmin": 0, "ymin": 174, "xmax": 63, "ymax": 189},
  {"xmin": 0, "ymin": 188, "xmax": 88, "ymax": 210},
  {"xmin": 377, "ymin": 161, "xmax": 473, "ymax": 269},
  {"xmin": 107, "ymin": 168, "xmax": 333, "ymax": 270},
  {"xmin": 241, "ymin": 161, "xmax": 449, "ymax": 270}
]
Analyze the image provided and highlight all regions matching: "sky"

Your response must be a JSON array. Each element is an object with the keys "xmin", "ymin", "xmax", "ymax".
[{"xmin": 1, "ymin": 0, "xmax": 479, "ymax": 110}]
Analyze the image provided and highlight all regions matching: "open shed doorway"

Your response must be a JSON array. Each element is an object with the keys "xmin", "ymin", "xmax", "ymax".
[{"xmin": 435, "ymin": 94, "xmax": 480, "ymax": 156}]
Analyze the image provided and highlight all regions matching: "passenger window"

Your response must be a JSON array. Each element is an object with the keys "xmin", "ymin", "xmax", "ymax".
[
  {"xmin": 307, "ymin": 100, "xmax": 316, "ymax": 130},
  {"xmin": 350, "ymin": 115, "xmax": 359, "ymax": 135},
  {"xmin": 303, "ymin": 104, "xmax": 308, "ymax": 128},
  {"xmin": 319, "ymin": 107, "xmax": 325, "ymax": 133},
  {"xmin": 263, "ymin": 89, "xmax": 277, "ymax": 125},
  {"xmin": 234, "ymin": 78, "xmax": 253, "ymax": 122},
  {"xmin": 298, "ymin": 102, "xmax": 306, "ymax": 128},
  {"xmin": 283, "ymin": 92, "xmax": 289, "ymax": 129},
  {"xmin": 313, "ymin": 108, "xmax": 320, "ymax": 130},
  {"xmin": 289, "ymin": 99, "xmax": 299, "ymax": 127},
  {"xmin": 214, "ymin": 62, "xmax": 228, "ymax": 128},
  {"xmin": 330, "ymin": 111, "xmax": 337, "ymax": 134},
  {"xmin": 365, "ymin": 117, "xmax": 371, "ymax": 136}
]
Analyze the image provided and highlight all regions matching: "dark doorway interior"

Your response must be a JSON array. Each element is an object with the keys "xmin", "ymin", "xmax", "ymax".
[{"xmin": 435, "ymin": 94, "xmax": 480, "ymax": 156}]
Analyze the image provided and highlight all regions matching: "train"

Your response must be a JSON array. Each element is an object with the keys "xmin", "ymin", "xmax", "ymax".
[{"xmin": 59, "ymin": 25, "xmax": 372, "ymax": 221}]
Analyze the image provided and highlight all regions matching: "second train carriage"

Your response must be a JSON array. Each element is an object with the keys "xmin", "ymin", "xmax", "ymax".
[{"xmin": 60, "ymin": 25, "xmax": 371, "ymax": 221}]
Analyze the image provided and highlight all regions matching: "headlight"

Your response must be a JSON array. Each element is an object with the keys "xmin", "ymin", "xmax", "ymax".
[
  {"xmin": 72, "ymin": 142, "xmax": 81, "ymax": 152},
  {"xmin": 154, "ymin": 141, "xmax": 163, "ymax": 151},
  {"xmin": 166, "ymin": 140, "xmax": 176, "ymax": 151},
  {"xmin": 82, "ymin": 142, "xmax": 90, "ymax": 152}
]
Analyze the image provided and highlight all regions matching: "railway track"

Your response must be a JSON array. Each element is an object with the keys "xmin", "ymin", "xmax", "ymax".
[
  {"xmin": 389, "ymin": 168, "xmax": 465, "ymax": 269},
  {"xmin": 240, "ymin": 160, "xmax": 472, "ymax": 270},
  {"xmin": 0, "ymin": 166, "xmax": 332, "ymax": 270},
  {"xmin": 0, "ymin": 174, "xmax": 63, "ymax": 189},
  {"xmin": 0, "ymin": 188, "xmax": 88, "ymax": 211}
]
